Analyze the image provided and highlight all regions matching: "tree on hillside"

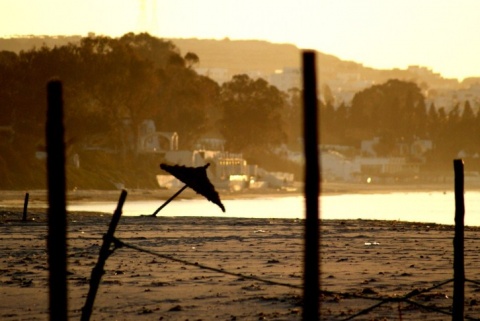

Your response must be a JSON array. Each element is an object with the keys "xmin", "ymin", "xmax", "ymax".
[
  {"xmin": 0, "ymin": 46, "xmax": 86, "ymax": 188},
  {"xmin": 72, "ymin": 33, "xmax": 213, "ymax": 153},
  {"xmin": 440, "ymin": 101, "xmax": 479, "ymax": 156},
  {"xmin": 184, "ymin": 52, "xmax": 200, "ymax": 69},
  {"xmin": 70, "ymin": 36, "xmax": 159, "ymax": 155},
  {"xmin": 0, "ymin": 51, "xmax": 19, "ymax": 126},
  {"xmin": 219, "ymin": 74, "xmax": 287, "ymax": 153},
  {"xmin": 332, "ymin": 102, "xmax": 350, "ymax": 144},
  {"xmin": 426, "ymin": 103, "xmax": 439, "ymax": 139},
  {"xmin": 348, "ymin": 79, "xmax": 426, "ymax": 144},
  {"xmin": 154, "ymin": 67, "xmax": 220, "ymax": 149},
  {"xmin": 321, "ymin": 84, "xmax": 335, "ymax": 106},
  {"xmin": 118, "ymin": 33, "xmax": 181, "ymax": 69},
  {"xmin": 319, "ymin": 100, "xmax": 336, "ymax": 144},
  {"xmin": 0, "ymin": 33, "xmax": 214, "ymax": 186},
  {"xmin": 284, "ymin": 87, "xmax": 302, "ymax": 149},
  {"xmin": 459, "ymin": 100, "xmax": 479, "ymax": 154}
]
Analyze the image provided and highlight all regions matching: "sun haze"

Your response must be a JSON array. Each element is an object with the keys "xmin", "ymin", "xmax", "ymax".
[{"xmin": 1, "ymin": 0, "xmax": 480, "ymax": 80}]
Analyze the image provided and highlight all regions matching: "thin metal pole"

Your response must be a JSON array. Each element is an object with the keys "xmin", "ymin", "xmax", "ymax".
[
  {"xmin": 46, "ymin": 80, "xmax": 68, "ymax": 321},
  {"xmin": 452, "ymin": 159, "xmax": 465, "ymax": 320},
  {"xmin": 151, "ymin": 184, "xmax": 188, "ymax": 216},
  {"xmin": 81, "ymin": 190, "xmax": 128, "ymax": 321},
  {"xmin": 302, "ymin": 50, "xmax": 320, "ymax": 321}
]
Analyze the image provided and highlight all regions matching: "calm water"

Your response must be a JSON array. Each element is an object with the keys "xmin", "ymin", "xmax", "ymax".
[{"xmin": 67, "ymin": 191, "xmax": 480, "ymax": 226}]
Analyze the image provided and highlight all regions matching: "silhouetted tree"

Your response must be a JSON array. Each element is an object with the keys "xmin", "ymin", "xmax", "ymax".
[
  {"xmin": 219, "ymin": 74, "xmax": 287, "ymax": 153},
  {"xmin": 426, "ymin": 103, "xmax": 439, "ymax": 139},
  {"xmin": 333, "ymin": 102, "xmax": 350, "ymax": 144},
  {"xmin": 0, "ymin": 51, "xmax": 19, "ymax": 126},
  {"xmin": 184, "ymin": 52, "xmax": 200, "ymax": 69},
  {"xmin": 118, "ymin": 32, "xmax": 182, "ymax": 69},
  {"xmin": 349, "ymin": 79, "xmax": 426, "ymax": 144},
  {"xmin": 321, "ymin": 84, "xmax": 335, "ymax": 106},
  {"xmin": 319, "ymin": 100, "xmax": 336, "ymax": 144},
  {"xmin": 155, "ymin": 67, "xmax": 220, "ymax": 148},
  {"xmin": 284, "ymin": 87, "xmax": 302, "ymax": 149},
  {"xmin": 459, "ymin": 100, "xmax": 476, "ymax": 153}
]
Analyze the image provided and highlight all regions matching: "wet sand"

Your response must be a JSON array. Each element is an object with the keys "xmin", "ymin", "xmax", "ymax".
[{"xmin": 1, "ymin": 187, "xmax": 480, "ymax": 320}]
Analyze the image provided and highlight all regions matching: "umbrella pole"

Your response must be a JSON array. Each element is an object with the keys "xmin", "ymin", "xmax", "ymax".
[{"xmin": 151, "ymin": 184, "xmax": 189, "ymax": 216}]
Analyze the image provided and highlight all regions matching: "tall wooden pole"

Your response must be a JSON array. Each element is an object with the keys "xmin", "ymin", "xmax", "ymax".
[
  {"xmin": 452, "ymin": 159, "xmax": 465, "ymax": 320},
  {"xmin": 302, "ymin": 50, "xmax": 320, "ymax": 321},
  {"xmin": 46, "ymin": 80, "xmax": 68, "ymax": 321}
]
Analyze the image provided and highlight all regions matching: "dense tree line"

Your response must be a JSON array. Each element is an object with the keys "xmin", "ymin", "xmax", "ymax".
[
  {"xmin": 320, "ymin": 79, "xmax": 480, "ymax": 171},
  {"xmin": 0, "ymin": 33, "xmax": 289, "ymax": 189},
  {"xmin": 1, "ymin": 33, "xmax": 478, "ymax": 189}
]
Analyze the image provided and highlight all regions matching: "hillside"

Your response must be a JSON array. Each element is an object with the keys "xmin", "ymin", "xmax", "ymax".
[
  {"xmin": 0, "ymin": 35, "xmax": 463, "ymax": 89},
  {"xmin": 0, "ymin": 35, "xmax": 83, "ymax": 52},
  {"xmin": 171, "ymin": 38, "xmax": 301, "ymax": 74},
  {"xmin": 0, "ymin": 35, "xmax": 356, "ymax": 76},
  {"xmin": 170, "ymin": 37, "xmax": 356, "ymax": 75}
]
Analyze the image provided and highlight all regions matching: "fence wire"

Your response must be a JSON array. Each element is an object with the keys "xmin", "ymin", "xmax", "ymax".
[
  {"xmin": 111, "ymin": 236, "xmax": 302, "ymax": 290},
  {"xmin": 108, "ymin": 236, "xmax": 480, "ymax": 321}
]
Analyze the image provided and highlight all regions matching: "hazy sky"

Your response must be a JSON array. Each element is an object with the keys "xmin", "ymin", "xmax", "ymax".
[{"xmin": 2, "ymin": 0, "xmax": 480, "ymax": 81}]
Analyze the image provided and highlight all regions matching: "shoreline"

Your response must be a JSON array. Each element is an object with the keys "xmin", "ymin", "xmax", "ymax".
[{"xmin": 0, "ymin": 181, "xmax": 468, "ymax": 206}]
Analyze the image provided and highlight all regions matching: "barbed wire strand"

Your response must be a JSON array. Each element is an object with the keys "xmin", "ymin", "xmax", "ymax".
[
  {"xmin": 110, "ymin": 237, "xmax": 480, "ymax": 320},
  {"xmin": 404, "ymin": 299, "xmax": 480, "ymax": 321},
  {"xmin": 111, "ymin": 236, "xmax": 303, "ymax": 290},
  {"xmin": 341, "ymin": 279, "xmax": 480, "ymax": 321},
  {"xmin": 466, "ymin": 278, "xmax": 480, "ymax": 286}
]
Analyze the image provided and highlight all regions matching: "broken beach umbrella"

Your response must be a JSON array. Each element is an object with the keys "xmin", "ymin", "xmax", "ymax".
[{"xmin": 150, "ymin": 163, "xmax": 225, "ymax": 216}]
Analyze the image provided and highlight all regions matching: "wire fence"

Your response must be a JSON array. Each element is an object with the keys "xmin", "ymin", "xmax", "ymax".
[{"xmin": 106, "ymin": 235, "xmax": 480, "ymax": 321}]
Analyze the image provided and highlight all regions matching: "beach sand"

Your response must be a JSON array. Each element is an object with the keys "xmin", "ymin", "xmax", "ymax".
[{"xmin": 1, "ymin": 187, "xmax": 480, "ymax": 320}]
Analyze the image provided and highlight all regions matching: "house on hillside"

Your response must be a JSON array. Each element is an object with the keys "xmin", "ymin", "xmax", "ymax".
[
  {"xmin": 269, "ymin": 67, "xmax": 301, "ymax": 92},
  {"xmin": 321, "ymin": 150, "xmax": 359, "ymax": 181},
  {"xmin": 320, "ymin": 152, "xmax": 421, "ymax": 183},
  {"xmin": 360, "ymin": 137, "xmax": 432, "ymax": 161},
  {"xmin": 194, "ymin": 67, "xmax": 231, "ymax": 85},
  {"xmin": 194, "ymin": 131, "xmax": 226, "ymax": 151},
  {"xmin": 137, "ymin": 120, "xmax": 178, "ymax": 153},
  {"xmin": 318, "ymin": 140, "xmax": 428, "ymax": 183},
  {"xmin": 82, "ymin": 119, "xmax": 178, "ymax": 154},
  {"xmin": 353, "ymin": 156, "xmax": 420, "ymax": 182}
]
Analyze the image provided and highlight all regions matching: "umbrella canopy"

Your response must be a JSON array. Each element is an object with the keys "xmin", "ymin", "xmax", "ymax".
[{"xmin": 160, "ymin": 163, "xmax": 225, "ymax": 212}]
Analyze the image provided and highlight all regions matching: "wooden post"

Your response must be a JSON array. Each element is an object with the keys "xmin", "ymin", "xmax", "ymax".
[
  {"xmin": 452, "ymin": 159, "xmax": 465, "ymax": 320},
  {"xmin": 81, "ymin": 190, "xmax": 128, "ymax": 321},
  {"xmin": 46, "ymin": 80, "xmax": 68, "ymax": 321},
  {"xmin": 22, "ymin": 192, "xmax": 29, "ymax": 221},
  {"xmin": 302, "ymin": 50, "xmax": 320, "ymax": 321}
]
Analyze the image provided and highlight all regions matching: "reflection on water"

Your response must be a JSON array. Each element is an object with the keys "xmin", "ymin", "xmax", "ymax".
[
  {"xmin": 68, "ymin": 196, "xmax": 304, "ymax": 219},
  {"xmin": 67, "ymin": 191, "xmax": 480, "ymax": 226}
]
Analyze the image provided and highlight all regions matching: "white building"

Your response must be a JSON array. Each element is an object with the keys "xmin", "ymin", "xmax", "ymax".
[
  {"xmin": 269, "ymin": 67, "xmax": 301, "ymax": 91},
  {"xmin": 194, "ymin": 67, "xmax": 231, "ymax": 85},
  {"xmin": 321, "ymin": 150, "xmax": 359, "ymax": 181},
  {"xmin": 137, "ymin": 120, "xmax": 178, "ymax": 153}
]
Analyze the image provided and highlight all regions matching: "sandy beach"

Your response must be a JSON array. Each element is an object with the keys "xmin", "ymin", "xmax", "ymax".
[{"xmin": 2, "ymin": 186, "xmax": 480, "ymax": 320}]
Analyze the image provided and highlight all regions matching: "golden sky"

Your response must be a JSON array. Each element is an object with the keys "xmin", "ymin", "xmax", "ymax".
[{"xmin": 1, "ymin": 0, "xmax": 480, "ymax": 81}]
